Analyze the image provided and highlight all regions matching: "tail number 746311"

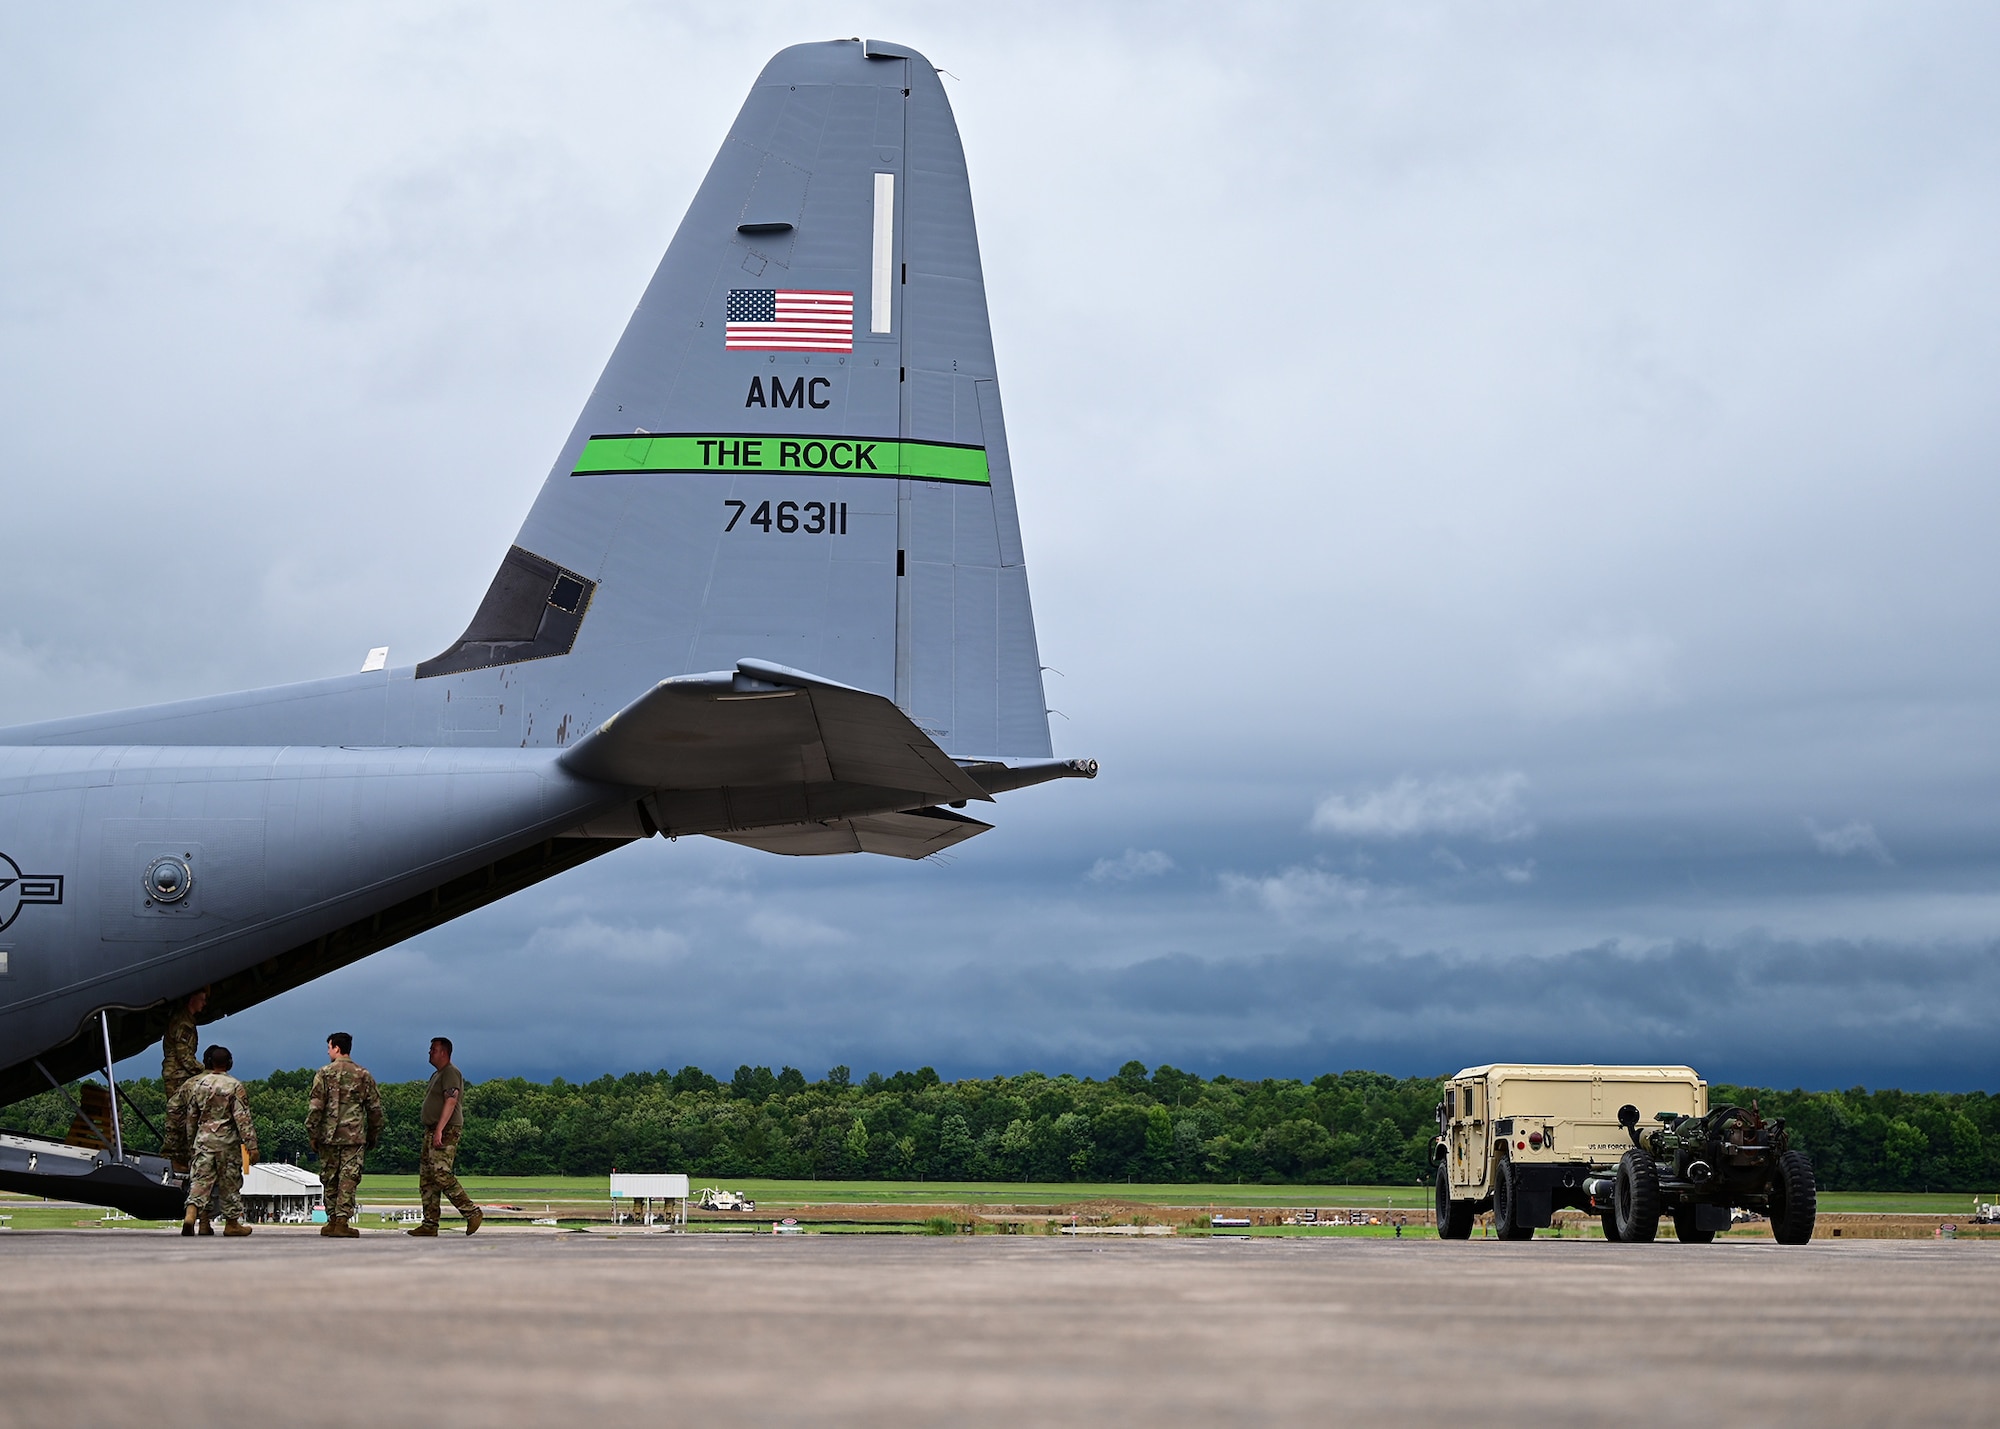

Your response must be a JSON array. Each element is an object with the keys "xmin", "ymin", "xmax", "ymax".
[{"xmin": 723, "ymin": 500, "xmax": 849, "ymax": 535}]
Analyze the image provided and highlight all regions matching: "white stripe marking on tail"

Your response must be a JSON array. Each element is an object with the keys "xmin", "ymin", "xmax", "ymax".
[{"xmin": 872, "ymin": 172, "xmax": 895, "ymax": 334}]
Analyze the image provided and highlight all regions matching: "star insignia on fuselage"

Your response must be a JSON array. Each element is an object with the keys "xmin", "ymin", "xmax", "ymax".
[{"xmin": 0, "ymin": 852, "xmax": 64, "ymax": 932}]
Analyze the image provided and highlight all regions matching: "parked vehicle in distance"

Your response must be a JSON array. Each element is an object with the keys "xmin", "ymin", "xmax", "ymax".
[
  {"xmin": 1432, "ymin": 1064, "xmax": 1817, "ymax": 1245},
  {"xmin": 697, "ymin": 1187, "xmax": 758, "ymax": 1212}
]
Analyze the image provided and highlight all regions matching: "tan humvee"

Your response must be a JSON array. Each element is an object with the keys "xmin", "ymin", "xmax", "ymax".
[{"xmin": 1433, "ymin": 1064, "xmax": 1705, "ymax": 1240}]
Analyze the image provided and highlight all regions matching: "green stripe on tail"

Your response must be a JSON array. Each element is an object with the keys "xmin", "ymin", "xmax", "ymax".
[{"xmin": 574, "ymin": 434, "xmax": 989, "ymax": 485}]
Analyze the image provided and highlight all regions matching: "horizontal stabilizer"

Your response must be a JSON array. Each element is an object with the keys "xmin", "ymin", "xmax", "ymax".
[
  {"xmin": 712, "ymin": 805, "xmax": 992, "ymax": 859},
  {"xmin": 961, "ymin": 758, "xmax": 1099, "ymax": 796},
  {"xmin": 559, "ymin": 660, "xmax": 988, "ymax": 806}
]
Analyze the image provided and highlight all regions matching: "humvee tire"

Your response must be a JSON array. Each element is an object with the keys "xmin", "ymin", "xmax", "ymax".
[
  {"xmin": 1769, "ymin": 1149, "xmax": 1817, "ymax": 1245},
  {"xmin": 1613, "ymin": 1148, "xmax": 1662, "ymax": 1243},
  {"xmin": 1599, "ymin": 1210, "xmax": 1622, "ymax": 1242},
  {"xmin": 1493, "ymin": 1160, "xmax": 1536, "ymax": 1240},
  {"xmin": 1671, "ymin": 1203, "xmax": 1717, "ymax": 1243},
  {"xmin": 1435, "ymin": 1164, "xmax": 1474, "ymax": 1239}
]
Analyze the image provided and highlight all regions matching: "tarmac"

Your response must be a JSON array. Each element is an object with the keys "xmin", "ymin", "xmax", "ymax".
[{"xmin": 1, "ymin": 1230, "xmax": 1995, "ymax": 1427}]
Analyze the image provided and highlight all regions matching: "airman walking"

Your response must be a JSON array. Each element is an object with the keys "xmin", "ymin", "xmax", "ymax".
[
  {"xmin": 409, "ymin": 1036, "xmax": 482, "ymax": 1236},
  {"xmin": 306, "ymin": 1031, "xmax": 383, "ymax": 1238},
  {"xmin": 175, "ymin": 1043, "xmax": 258, "ymax": 1237}
]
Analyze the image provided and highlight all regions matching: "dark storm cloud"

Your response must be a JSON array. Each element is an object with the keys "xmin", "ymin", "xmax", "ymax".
[
  {"xmin": 162, "ymin": 828, "xmax": 2000, "ymax": 1093},
  {"xmin": 201, "ymin": 915, "xmax": 2000, "ymax": 1093},
  {"xmin": 14, "ymin": 5, "xmax": 2000, "ymax": 1092}
]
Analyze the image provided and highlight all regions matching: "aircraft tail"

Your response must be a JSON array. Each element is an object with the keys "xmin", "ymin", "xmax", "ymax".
[
  {"xmin": 421, "ymin": 39, "xmax": 1052, "ymax": 761},
  {"xmin": 1, "ymin": 40, "xmax": 1059, "ymax": 777},
  {"xmin": 0, "ymin": 39, "xmax": 1083, "ymax": 1138}
]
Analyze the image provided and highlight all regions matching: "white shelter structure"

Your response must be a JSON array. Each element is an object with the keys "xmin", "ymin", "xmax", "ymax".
[
  {"xmin": 609, "ymin": 1172, "xmax": 689, "ymax": 1229},
  {"xmin": 241, "ymin": 1162, "xmax": 325, "ymax": 1224}
]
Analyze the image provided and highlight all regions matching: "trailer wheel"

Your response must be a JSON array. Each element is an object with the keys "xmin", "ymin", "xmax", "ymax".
[
  {"xmin": 1613, "ymin": 1149, "xmax": 1661, "ymax": 1243},
  {"xmin": 1436, "ymin": 1163, "xmax": 1474, "ymax": 1239},
  {"xmin": 1671, "ymin": 1203, "xmax": 1717, "ymax": 1243},
  {"xmin": 1599, "ymin": 1211, "xmax": 1622, "ymax": 1242},
  {"xmin": 1769, "ymin": 1149, "xmax": 1817, "ymax": 1245},
  {"xmin": 1493, "ymin": 1160, "xmax": 1535, "ymax": 1240}
]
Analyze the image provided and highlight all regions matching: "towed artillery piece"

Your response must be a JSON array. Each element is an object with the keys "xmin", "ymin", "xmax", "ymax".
[
  {"xmin": 1432, "ymin": 1064, "xmax": 1816, "ymax": 1243},
  {"xmin": 1596, "ymin": 1100, "xmax": 1816, "ymax": 1244}
]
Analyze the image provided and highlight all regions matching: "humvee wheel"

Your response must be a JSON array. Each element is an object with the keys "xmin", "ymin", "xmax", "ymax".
[
  {"xmin": 1599, "ymin": 1211, "xmax": 1622, "ymax": 1242},
  {"xmin": 1613, "ymin": 1148, "xmax": 1662, "ymax": 1242},
  {"xmin": 1769, "ymin": 1149, "xmax": 1817, "ymax": 1245},
  {"xmin": 1436, "ymin": 1163, "xmax": 1474, "ymax": 1239},
  {"xmin": 1671, "ymin": 1203, "xmax": 1717, "ymax": 1243},
  {"xmin": 1493, "ymin": 1160, "xmax": 1535, "ymax": 1240}
]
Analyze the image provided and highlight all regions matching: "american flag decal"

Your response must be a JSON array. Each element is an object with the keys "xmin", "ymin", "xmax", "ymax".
[{"xmin": 725, "ymin": 289, "xmax": 853, "ymax": 352}]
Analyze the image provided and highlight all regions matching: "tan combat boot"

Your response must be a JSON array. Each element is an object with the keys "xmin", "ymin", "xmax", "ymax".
[
  {"xmin": 406, "ymin": 1221, "xmax": 438, "ymax": 1236},
  {"xmin": 464, "ymin": 1207, "xmax": 483, "ymax": 1236},
  {"xmin": 319, "ymin": 1217, "xmax": 340, "ymax": 1237},
  {"xmin": 197, "ymin": 1213, "xmax": 214, "ymax": 1236},
  {"xmin": 223, "ymin": 1219, "xmax": 252, "ymax": 1237},
  {"xmin": 181, "ymin": 1206, "xmax": 198, "ymax": 1237},
  {"xmin": 333, "ymin": 1217, "xmax": 361, "ymax": 1238}
]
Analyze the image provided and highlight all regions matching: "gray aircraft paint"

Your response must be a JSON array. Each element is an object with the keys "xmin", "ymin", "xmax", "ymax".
[{"xmin": 0, "ymin": 39, "xmax": 1089, "ymax": 1116}]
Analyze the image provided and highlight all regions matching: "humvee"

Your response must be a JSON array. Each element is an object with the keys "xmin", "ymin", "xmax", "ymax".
[{"xmin": 1432, "ymin": 1064, "xmax": 1816, "ymax": 1244}]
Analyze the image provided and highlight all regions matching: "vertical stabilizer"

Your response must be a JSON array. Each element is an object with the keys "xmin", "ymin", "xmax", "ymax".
[{"xmin": 425, "ymin": 39, "xmax": 1052, "ymax": 759}]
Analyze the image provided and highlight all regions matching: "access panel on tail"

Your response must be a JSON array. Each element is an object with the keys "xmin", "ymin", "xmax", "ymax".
[{"xmin": 425, "ymin": 37, "xmax": 1054, "ymax": 763}]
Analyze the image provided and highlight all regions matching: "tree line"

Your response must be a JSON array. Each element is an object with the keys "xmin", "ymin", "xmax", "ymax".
[{"xmin": 7, "ymin": 1063, "xmax": 1999, "ymax": 1191}]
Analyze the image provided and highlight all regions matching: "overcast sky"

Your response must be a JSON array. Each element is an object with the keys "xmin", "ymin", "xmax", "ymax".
[{"xmin": 6, "ymin": 4, "xmax": 1999, "ymax": 1090}]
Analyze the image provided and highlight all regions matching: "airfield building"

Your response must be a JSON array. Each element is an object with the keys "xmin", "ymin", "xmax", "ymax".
[{"xmin": 239, "ymin": 1162, "xmax": 324, "ymax": 1224}]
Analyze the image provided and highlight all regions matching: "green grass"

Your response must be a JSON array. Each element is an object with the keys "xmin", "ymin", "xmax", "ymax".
[
  {"xmin": 337, "ymin": 1178, "xmax": 2000, "ymax": 1214},
  {"xmin": 0, "ymin": 1205, "xmax": 179, "ymax": 1230},
  {"xmin": 1816, "ymin": 1192, "xmax": 1998, "ymax": 1214},
  {"xmin": 8, "ymin": 1179, "xmax": 1993, "ymax": 1223},
  {"xmin": 345, "ymin": 1176, "xmax": 1441, "ymax": 1209}
]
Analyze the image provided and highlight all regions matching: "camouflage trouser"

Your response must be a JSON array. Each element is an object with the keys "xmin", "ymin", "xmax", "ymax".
[
  {"xmin": 419, "ymin": 1128, "xmax": 477, "ymax": 1223},
  {"xmin": 188, "ymin": 1139, "xmax": 244, "ymax": 1220},
  {"xmin": 162, "ymin": 1078, "xmax": 191, "ymax": 1164},
  {"xmin": 318, "ymin": 1144, "xmax": 366, "ymax": 1221}
]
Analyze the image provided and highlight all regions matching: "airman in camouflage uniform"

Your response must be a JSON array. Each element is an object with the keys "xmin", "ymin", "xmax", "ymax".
[
  {"xmin": 158, "ymin": 987, "xmax": 209, "ymax": 1168},
  {"xmin": 408, "ymin": 1036, "xmax": 482, "ymax": 1236},
  {"xmin": 306, "ymin": 1031, "xmax": 383, "ymax": 1238},
  {"xmin": 175, "ymin": 1043, "xmax": 257, "ymax": 1237}
]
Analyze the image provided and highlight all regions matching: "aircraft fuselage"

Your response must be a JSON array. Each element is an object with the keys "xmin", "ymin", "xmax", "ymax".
[{"xmin": 0, "ymin": 743, "xmax": 629, "ymax": 1100}]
